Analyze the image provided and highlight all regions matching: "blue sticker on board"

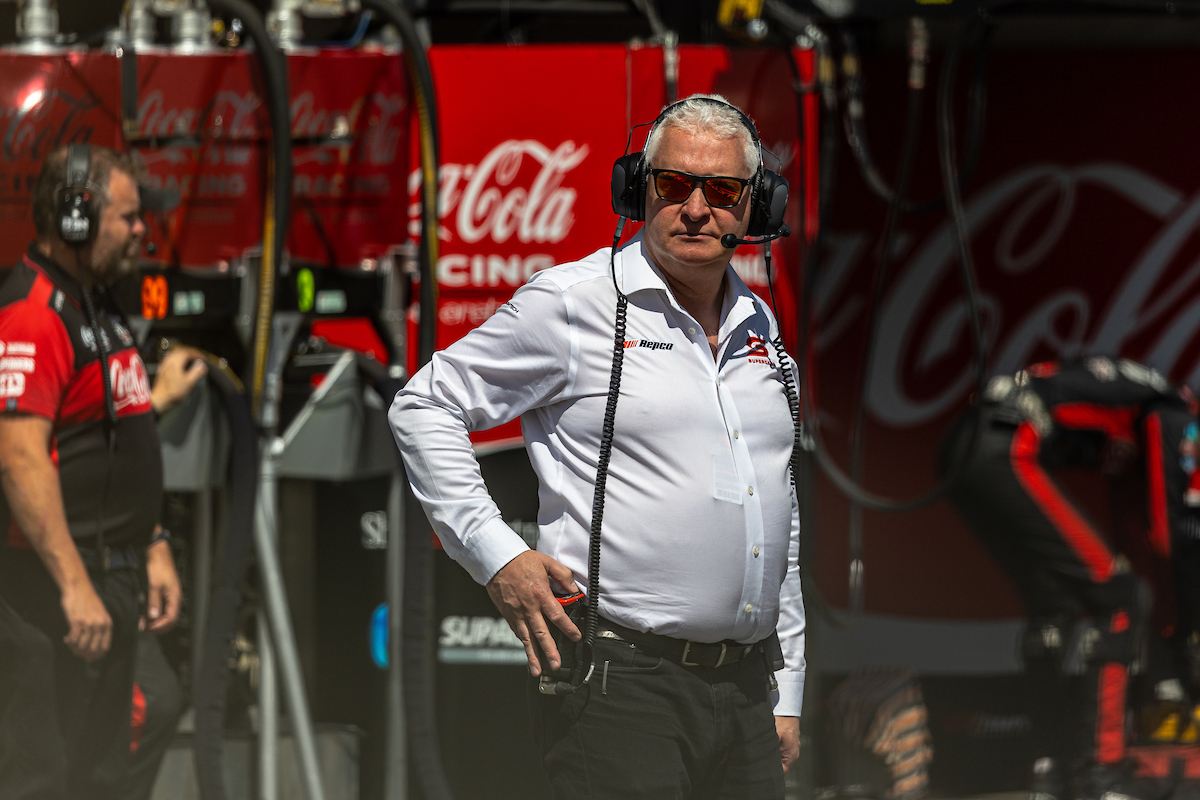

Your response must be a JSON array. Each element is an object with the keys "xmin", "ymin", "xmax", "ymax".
[{"xmin": 370, "ymin": 603, "xmax": 389, "ymax": 670}]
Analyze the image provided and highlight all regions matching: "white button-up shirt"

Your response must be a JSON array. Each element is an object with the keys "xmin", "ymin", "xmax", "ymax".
[{"xmin": 389, "ymin": 233, "xmax": 806, "ymax": 716}]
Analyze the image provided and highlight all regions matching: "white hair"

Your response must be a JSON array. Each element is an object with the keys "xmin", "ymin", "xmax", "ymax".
[{"xmin": 643, "ymin": 93, "xmax": 759, "ymax": 178}]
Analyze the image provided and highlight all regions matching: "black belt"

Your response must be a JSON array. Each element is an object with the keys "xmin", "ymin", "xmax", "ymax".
[
  {"xmin": 77, "ymin": 545, "xmax": 141, "ymax": 572},
  {"xmin": 594, "ymin": 616, "xmax": 761, "ymax": 669}
]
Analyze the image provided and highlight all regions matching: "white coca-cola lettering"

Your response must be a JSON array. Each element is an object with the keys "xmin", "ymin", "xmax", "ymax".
[
  {"xmin": 410, "ymin": 140, "xmax": 588, "ymax": 246},
  {"xmin": 138, "ymin": 90, "xmax": 261, "ymax": 139},
  {"xmin": 438, "ymin": 253, "xmax": 555, "ymax": 288},
  {"xmin": 823, "ymin": 163, "xmax": 1200, "ymax": 427},
  {"xmin": 290, "ymin": 92, "xmax": 405, "ymax": 166},
  {"xmin": 110, "ymin": 355, "xmax": 152, "ymax": 411}
]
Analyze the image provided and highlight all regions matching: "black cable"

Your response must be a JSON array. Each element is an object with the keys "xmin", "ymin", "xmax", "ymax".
[
  {"xmin": 79, "ymin": 286, "xmax": 117, "ymax": 565},
  {"xmin": 844, "ymin": 38, "xmax": 928, "ymax": 607},
  {"xmin": 839, "ymin": 20, "xmax": 992, "ymax": 216},
  {"xmin": 192, "ymin": 361, "xmax": 258, "ymax": 800},
  {"xmin": 574, "ymin": 224, "xmax": 630, "ymax": 689},
  {"xmin": 352, "ymin": 6, "xmax": 449, "ymax": 799},
  {"xmin": 798, "ymin": 19, "xmax": 990, "ymax": 513}
]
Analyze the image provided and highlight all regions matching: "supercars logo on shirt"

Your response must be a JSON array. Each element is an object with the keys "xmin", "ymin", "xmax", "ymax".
[{"xmin": 742, "ymin": 336, "xmax": 775, "ymax": 367}]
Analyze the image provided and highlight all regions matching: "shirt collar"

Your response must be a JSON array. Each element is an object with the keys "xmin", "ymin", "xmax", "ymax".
[
  {"xmin": 24, "ymin": 243, "xmax": 85, "ymax": 304},
  {"xmin": 617, "ymin": 231, "xmax": 761, "ymax": 334}
]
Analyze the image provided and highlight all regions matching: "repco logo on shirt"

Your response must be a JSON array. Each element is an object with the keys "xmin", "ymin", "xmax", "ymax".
[{"xmin": 623, "ymin": 339, "xmax": 674, "ymax": 351}]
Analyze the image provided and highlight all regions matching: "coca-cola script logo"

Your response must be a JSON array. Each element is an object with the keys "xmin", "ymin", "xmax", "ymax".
[
  {"xmin": 823, "ymin": 162, "xmax": 1200, "ymax": 428},
  {"xmin": 292, "ymin": 91, "xmax": 405, "ymax": 166},
  {"xmin": 138, "ymin": 90, "xmax": 261, "ymax": 140},
  {"xmin": 410, "ymin": 139, "xmax": 588, "ymax": 245},
  {"xmin": 110, "ymin": 355, "xmax": 151, "ymax": 412},
  {"xmin": 3, "ymin": 89, "xmax": 98, "ymax": 164}
]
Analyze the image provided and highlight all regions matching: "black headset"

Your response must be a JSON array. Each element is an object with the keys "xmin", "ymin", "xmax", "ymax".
[
  {"xmin": 609, "ymin": 96, "xmax": 788, "ymax": 239},
  {"xmin": 58, "ymin": 143, "xmax": 100, "ymax": 247}
]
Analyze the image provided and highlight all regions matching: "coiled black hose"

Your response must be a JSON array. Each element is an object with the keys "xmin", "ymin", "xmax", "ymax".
[{"xmin": 192, "ymin": 362, "xmax": 257, "ymax": 800}]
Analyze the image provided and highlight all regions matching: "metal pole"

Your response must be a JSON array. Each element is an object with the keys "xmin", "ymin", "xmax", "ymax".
[
  {"xmin": 258, "ymin": 608, "xmax": 278, "ymax": 800},
  {"xmin": 385, "ymin": 468, "xmax": 408, "ymax": 799},
  {"xmin": 254, "ymin": 436, "xmax": 328, "ymax": 800},
  {"xmin": 192, "ymin": 488, "xmax": 213, "ymax": 689}
]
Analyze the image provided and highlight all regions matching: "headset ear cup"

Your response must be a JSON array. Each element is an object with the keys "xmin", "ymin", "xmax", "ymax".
[
  {"xmin": 59, "ymin": 144, "xmax": 97, "ymax": 246},
  {"xmin": 611, "ymin": 152, "xmax": 647, "ymax": 222},
  {"xmin": 747, "ymin": 169, "xmax": 788, "ymax": 238}
]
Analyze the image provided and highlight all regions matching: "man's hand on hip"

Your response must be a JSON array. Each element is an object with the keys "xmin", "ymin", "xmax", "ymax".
[
  {"xmin": 61, "ymin": 579, "xmax": 112, "ymax": 662},
  {"xmin": 486, "ymin": 551, "xmax": 582, "ymax": 676},
  {"xmin": 776, "ymin": 715, "xmax": 801, "ymax": 774}
]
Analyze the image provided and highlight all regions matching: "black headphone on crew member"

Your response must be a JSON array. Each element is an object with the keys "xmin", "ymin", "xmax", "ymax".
[
  {"xmin": 58, "ymin": 143, "xmax": 101, "ymax": 247},
  {"xmin": 609, "ymin": 96, "xmax": 789, "ymax": 240}
]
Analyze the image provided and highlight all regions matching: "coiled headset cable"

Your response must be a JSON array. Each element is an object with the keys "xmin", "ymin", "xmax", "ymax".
[{"xmin": 555, "ymin": 219, "xmax": 628, "ymax": 694}]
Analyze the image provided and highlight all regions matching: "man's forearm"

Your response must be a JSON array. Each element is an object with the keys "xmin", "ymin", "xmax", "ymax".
[{"xmin": 0, "ymin": 451, "xmax": 89, "ymax": 592}]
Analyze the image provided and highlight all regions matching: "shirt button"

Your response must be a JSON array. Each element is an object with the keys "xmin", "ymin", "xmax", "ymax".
[
  {"xmin": 688, "ymin": 326, "xmax": 697, "ymax": 335},
  {"xmin": 733, "ymin": 430, "xmax": 739, "ymax": 439},
  {"xmin": 745, "ymin": 603, "xmax": 754, "ymax": 613},
  {"xmin": 753, "ymin": 546, "xmax": 760, "ymax": 557},
  {"xmin": 747, "ymin": 486, "xmax": 754, "ymax": 496}
]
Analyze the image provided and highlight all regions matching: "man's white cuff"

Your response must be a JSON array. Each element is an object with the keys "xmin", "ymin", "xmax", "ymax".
[
  {"xmin": 458, "ymin": 516, "xmax": 531, "ymax": 585},
  {"xmin": 772, "ymin": 669, "xmax": 805, "ymax": 717}
]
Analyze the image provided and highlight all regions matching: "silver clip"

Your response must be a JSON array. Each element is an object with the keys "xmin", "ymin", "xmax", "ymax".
[{"xmin": 713, "ymin": 643, "xmax": 728, "ymax": 668}]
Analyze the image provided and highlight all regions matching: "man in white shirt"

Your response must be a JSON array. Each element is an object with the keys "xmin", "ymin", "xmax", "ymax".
[{"xmin": 390, "ymin": 94, "xmax": 805, "ymax": 799}]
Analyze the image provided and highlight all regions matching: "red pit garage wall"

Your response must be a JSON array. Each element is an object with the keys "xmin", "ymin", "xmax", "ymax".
[
  {"xmin": 0, "ymin": 49, "xmax": 409, "ymax": 271},
  {"xmin": 809, "ymin": 48, "xmax": 1200, "ymax": 674},
  {"xmin": 414, "ymin": 44, "xmax": 817, "ymax": 448},
  {"xmin": 0, "ymin": 53, "xmax": 123, "ymax": 265}
]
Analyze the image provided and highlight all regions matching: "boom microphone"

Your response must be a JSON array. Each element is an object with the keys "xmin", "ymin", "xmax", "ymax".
[{"xmin": 721, "ymin": 224, "xmax": 792, "ymax": 249}]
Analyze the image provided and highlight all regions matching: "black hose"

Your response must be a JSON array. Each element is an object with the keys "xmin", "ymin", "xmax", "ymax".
[
  {"xmin": 361, "ymin": 0, "xmax": 441, "ymax": 369},
  {"xmin": 798, "ymin": 19, "xmax": 990, "ymax": 513},
  {"xmin": 206, "ymin": 0, "xmax": 292, "ymax": 426},
  {"xmin": 840, "ymin": 20, "xmax": 992, "ymax": 216},
  {"xmin": 192, "ymin": 362, "xmax": 258, "ymax": 800},
  {"xmin": 353, "ymin": 4, "xmax": 450, "ymax": 799}
]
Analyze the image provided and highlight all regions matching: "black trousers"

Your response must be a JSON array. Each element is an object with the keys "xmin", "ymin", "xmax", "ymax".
[
  {"xmin": 530, "ymin": 634, "xmax": 785, "ymax": 800},
  {"xmin": 122, "ymin": 631, "xmax": 185, "ymax": 800},
  {"xmin": 0, "ymin": 551, "xmax": 140, "ymax": 800}
]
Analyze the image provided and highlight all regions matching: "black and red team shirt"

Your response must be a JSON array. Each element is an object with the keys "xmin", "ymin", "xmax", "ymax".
[{"xmin": 0, "ymin": 245, "xmax": 162, "ymax": 551}]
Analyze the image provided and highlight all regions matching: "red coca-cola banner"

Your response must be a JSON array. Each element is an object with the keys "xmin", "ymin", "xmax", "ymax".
[{"xmin": 813, "ymin": 49, "xmax": 1200, "ymax": 622}]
